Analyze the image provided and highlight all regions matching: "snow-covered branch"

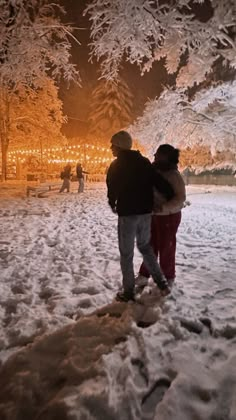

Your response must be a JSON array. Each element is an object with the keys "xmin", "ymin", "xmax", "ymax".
[
  {"xmin": 86, "ymin": 0, "xmax": 236, "ymax": 87},
  {"xmin": 0, "ymin": 0, "xmax": 80, "ymax": 89},
  {"xmin": 130, "ymin": 82, "xmax": 236, "ymax": 155}
]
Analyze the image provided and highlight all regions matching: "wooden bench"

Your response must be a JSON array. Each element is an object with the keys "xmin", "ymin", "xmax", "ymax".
[
  {"xmin": 87, "ymin": 174, "xmax": 106, "ymax": 182},
  {"xmin": 26, "ymin": 182, "xmax": 61, "ymax": 197}
]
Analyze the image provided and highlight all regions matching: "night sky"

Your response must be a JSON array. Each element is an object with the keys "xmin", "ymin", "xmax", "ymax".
[
  {"xmin": 60, "ymin": 0, "xmax": 213, "ymax": 137},
  {"xmin": 59, "ymin": 0, "xmax": 175, "ymax": 137}
]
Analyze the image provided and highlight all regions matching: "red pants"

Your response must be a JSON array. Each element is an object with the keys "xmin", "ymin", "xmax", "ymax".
[{"xmin": 139, "ymin": 212, "xmax": 182, "ymax": 280}]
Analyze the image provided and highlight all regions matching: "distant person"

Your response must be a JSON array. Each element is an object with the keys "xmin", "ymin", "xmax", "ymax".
[
  {"xmin": 182, "ymin": 166, "xmax": 191, "ymax": 185},
  {"xmin": 76, "ymin": 162, "xmax": 89, "ymax": 193},
  {"xmin": 59, "ymin": 163, "xmax": 71, "ymax": 193},
  {"xmin": 137, "ymin": 144, "xmax": 186, "ymax": 288},
  {"xmin": 106, "ymin": 131, "xmax": 174, "ymax": 302}
]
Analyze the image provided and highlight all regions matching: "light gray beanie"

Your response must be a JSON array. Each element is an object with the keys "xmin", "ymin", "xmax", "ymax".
[{"xmin": 111, "ymin": 130, "xmax": 132, "ymax": 150}]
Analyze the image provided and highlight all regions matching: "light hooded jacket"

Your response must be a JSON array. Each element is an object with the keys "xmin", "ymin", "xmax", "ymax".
[{"xmin": 153, "ymin": 163, "xmax": 186, "ymax": 215}]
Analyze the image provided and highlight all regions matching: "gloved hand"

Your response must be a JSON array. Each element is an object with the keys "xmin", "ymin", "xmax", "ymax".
[{"xmin": 183, "ymin": 200, "xmax": 191, "ymax": 207}]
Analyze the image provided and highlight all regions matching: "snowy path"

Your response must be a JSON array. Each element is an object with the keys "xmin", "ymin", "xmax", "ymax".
[
  {"xmin": 0, "ymin": 184, "xmax": 236, "ymax": 419},
  {"xmin": 0, "ymin": 185, "xmax": 121, "ymax": 357}
]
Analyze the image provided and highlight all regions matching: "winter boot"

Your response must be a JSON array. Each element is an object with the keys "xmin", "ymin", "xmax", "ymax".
[{"xmin": 116, "ymin": 289, "xmax": 135, "ymax": 302}]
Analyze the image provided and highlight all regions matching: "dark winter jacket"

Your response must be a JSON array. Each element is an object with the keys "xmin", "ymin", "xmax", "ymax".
[
  {"xmin": 61, "ymin": 166, "xmax": 71, "ymax": 180},
  {"xmin": 76, "ymin": 165, "xmax": 88, "ymax": 179},
  {"xmin": 106, "ymin": 150, "xmax": 174, "ymax": 216}
]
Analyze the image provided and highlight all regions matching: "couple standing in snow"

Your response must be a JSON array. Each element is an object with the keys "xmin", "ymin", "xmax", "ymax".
[
  {"xmin": 106, "ymin": 130, "xmax": 186, "ymax": 302},
  {"xmin": 59, "ymin": 162, "xmax": 88, "ymax": 193}
]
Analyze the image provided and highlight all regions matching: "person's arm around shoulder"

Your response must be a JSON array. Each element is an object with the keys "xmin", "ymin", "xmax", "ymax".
[{"xmin": 152, "ymin": 167, "xmax": 174, "ymax": 201}]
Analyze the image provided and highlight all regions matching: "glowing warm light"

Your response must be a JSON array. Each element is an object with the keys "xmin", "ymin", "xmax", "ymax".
[
  {"xmin": 8, "ymin": 143, "xmax": 111, "ymax": 156},
  {"xmin": 7, "ymin": 143, "xmax": 112, "ymax": 178}
]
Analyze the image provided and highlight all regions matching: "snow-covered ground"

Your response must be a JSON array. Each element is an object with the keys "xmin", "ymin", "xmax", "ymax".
[{"xmin": 0, "ymin": 182, "xmax": 236, "ymax": 419}]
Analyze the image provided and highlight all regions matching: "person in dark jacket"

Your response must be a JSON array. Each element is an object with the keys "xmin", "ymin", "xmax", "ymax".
[
  {"xmin": 59, "ymin": 163, "xmax": 71, "ymax": 193},
  {"xmin": 106, "ymin": 130, "xmax": 174, "ymax": 302},
  {"xmin": 76, "ymin": 162, "xmax": 89, "ymax": 193}
]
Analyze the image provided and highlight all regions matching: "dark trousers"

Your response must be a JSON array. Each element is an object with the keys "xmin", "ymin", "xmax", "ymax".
[{"xmin": 139, "ymin": 212, "xmax": 181, "ymax": 280}]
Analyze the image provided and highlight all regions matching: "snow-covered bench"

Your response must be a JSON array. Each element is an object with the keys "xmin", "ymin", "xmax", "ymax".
[{"xmin": 26, "ymin": 182, "xmax": 61, "ymax": 198}]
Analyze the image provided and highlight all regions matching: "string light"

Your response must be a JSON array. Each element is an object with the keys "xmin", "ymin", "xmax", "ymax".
[
  {"xmin": 7, "ymin": 142, "xmax": 113, "ymax": 177},
  {"xmin": 8, "ymin": 143, "xmax": 111, "ymax": 156}
]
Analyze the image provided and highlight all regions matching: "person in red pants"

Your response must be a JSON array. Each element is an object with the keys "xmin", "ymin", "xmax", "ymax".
[{"xmin": 137, "ymin": 144, "xmax": 186, "ymax": 288}]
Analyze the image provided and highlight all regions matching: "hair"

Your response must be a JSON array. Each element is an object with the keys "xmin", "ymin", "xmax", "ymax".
[{"xmin": 157, "ymin": 144, "xmax": 180, "ymax": 164}]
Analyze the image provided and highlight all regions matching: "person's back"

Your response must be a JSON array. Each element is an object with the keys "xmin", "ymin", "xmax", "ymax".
[
  {"xmin": 59, "ymin": 164, "xmax": 71, "ymax": 193},
  {"xmin": 64, "ymin": 165, "xmax": 71, "ymax": 179},
  {"xmin": 107, "ymin": 150, "xmax": 155, "ymax": 216}
]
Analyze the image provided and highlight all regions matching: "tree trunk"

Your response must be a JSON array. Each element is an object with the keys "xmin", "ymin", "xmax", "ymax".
[
  {"xmin": 0, "ymin": 95, "xmax": 10, "ymax": 182},
  {"xmin": 1, "ymin": 139, "xmax": 8, "ymax": 182}
]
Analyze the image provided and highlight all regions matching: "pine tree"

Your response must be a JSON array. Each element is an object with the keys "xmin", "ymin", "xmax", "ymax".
[{"xmin": 88, "ymin": 77, "xmax": 133, "ymax": 138}]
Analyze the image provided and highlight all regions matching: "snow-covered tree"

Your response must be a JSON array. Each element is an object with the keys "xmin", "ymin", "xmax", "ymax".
[
  {"xmin": 184, "ymin": 81, "xmax": 236, "ymax": 154},
  {"xmin": 86, "ymin": 0, "xmax": 236, "ymax": 87},
  {"xmin": 88, "ymin": 77, "xmax": 133, "ymax": 138},
  {"xmin": 130, "ymin": 89, "xmax": 187, "ymax": 155},
  {"xmin": 130, "ymin": 82, "xmax": 236, "ymax": 158},
  {"xmin": 0, "ymin": 0, "xmax": 79, "ymax": 180},
  {"xmin": 9, "ymin": 78, "xmax": 66, "ymax": 152}
]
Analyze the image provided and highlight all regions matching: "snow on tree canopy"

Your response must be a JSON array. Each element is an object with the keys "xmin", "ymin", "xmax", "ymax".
[
  {"xmin": 9, "ymin": 78, "xmax": 67, "ymax": 151},
  {"xmin": 85, "ymin": 0, "xmax": 236, "ymax": 87},
  {"xmin": 130, "ymin": 82, "xmax": 236, "ymax": 156},
  {"xmin": 0, "ymin": 0, "xmax": 80, "ymax": 180},
  {"xmin": 192, "ymin": 81, "xmax": 236, "ymax": 112},
  {"xmin": 0, "ymin": 0, "xmax": 79, "ymax": 86}
]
